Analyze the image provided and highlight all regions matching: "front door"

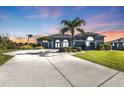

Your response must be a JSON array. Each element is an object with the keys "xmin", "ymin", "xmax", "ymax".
[{"xmin": 55, "ymin": 39, "xmax": 60, "ymax": 48}]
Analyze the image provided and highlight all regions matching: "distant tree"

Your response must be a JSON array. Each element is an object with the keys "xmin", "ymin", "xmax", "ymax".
[
  {"xmin": 26, "ymin": 34, "xmax": 33, "ymax": 44},
  {"xmin": 60, "ymin": 17, "xmax": 86, "ymax": 47},
  {"xmin": 37, "ymin": 36, "xmax": 49, "ymax": 41}
]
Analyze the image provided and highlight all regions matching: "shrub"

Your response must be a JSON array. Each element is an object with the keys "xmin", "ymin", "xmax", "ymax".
[
  {"xmin": 31, "ymin": 43, "xmax": 38, "ymax": 48},
  {"xmin": 35, "ymin": 46, "xmax": 44, "ymax": 49},
  {"xmin": 67, "ymin": 47, "xmax": 72, "ymax": 52},
  {"xmin": 59, "ymin": 47, "xmax": 80, "ymax": 52},
  {"xmin": 98, "ymin": 43, "xmax": 112, "ymax": 50},
  {"xmin": 21, "ymin": 45, "xmax": 33, "ymax": 50},
  {"xmin": 71, "ymin": 48, "xmax": 78, "ymax": 52},
  {"xmin": 59, "ymin": 47, "xmax": 71, "ymax": 52},
  {"xmin": 104, "ymin": 43, "xmax": 112, "ymax": 50},
  {"xmin": 59, "ymin": 48, "xmax": 64, "ymax": 52},
  {"xmin": 74, "ymin": 47, "xmax": 82, "ymax": 52},
  {"xmin": 118, "ymin": 45, "xmax": 124, "ymax": 50},
  {"xmin": 63, "ymin": 47, "xmax": 68, "ymax": 52},
  {"xmin": 98, "ymin": 44, "xmax": 105, "ymax": 50}
]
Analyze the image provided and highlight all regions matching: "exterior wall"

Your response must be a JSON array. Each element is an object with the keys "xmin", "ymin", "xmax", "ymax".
[
  {"xmin": 109, "ymin": 38, "xmax": 124, "ymax": 50},
  {"xmin": 111, "ymin": 42, "xmax": 124, "ymax": 50},
  {"xmin": 37, "ymin": 34, "xmax": 105, "ymax": 50},
  {"xmin": 52, "ymin": 38, "xmax": 71, "ymax": 48},
  {"xmin": 37, "ymin": 40, "xmax": 49, "ymax": 48},
  {"xmin": 96, "ymin": 36, "xmax": 104, "ymax": 49}
]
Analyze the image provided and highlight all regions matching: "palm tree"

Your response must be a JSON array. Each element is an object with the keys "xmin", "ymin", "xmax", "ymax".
[
  {"xmin": 26, "ymin": 34, "xmax": 33, "ymax": 44},
  {"xmin": 60, "ymin": 17, "xmax": 86, "ymax": 47}
]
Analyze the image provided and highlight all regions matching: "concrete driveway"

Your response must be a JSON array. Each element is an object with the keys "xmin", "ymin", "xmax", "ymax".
[{"xmin": 0, "ymin": 49, "xmax": 124, "ymax": 87}]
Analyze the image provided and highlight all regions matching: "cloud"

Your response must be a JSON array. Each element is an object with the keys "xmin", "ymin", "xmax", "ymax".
[
  {"xmin": 10, "ymin": 34, "xmax": 43, "ymax": 43},
  {"xmin": 97, "ymin": 30, "xmax": 124, "ymax": 42},
  {"xmin": 86, "ymin": 11, "xmax": 112, "ymax": 22},
  {"xmin": 26, "ymin": 6, "xmax": 63, "ymax": 19},
  {"xmin": 47, "ymin": 27, "xmax": 59, "ymax": 35},
  {"xmin": 10, "ymin": 36, "xmax": 35, "ymax": 43},
  {"xmin": 86, "ymin": 7, "xmax": 124, "ymax": 23},
  {"xmin": 85, "ymin": 21, "xmax": 124, "ymax": 31},
  {"xmin": 9, "ymin": 27, "xmax": 60, "ymax": 43}
]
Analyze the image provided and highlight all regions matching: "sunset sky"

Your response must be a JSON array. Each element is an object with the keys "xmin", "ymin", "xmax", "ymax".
[{"xmin": 0, "ymin": 6, "xmax": 124, "ymax": 43}]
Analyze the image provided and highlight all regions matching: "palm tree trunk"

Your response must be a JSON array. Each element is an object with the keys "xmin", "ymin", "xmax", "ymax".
[
  {"xmin": 27, "ymin": 37, "xmax": 29, "ymax": 44},
  {"xmin": 72, "ymin": 35, "xmax": 74, "ymax": 47},
  {"xmin": 71, "ymin": 33, "xmax": 74, "ymax": 48}
]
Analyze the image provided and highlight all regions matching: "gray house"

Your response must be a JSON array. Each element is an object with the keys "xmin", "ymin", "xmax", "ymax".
[
  {"xmin": 109, "ymin": 37, "xmax": 124, "ymax": 50},
  {"xmin": 37, "ymin": 32, "xmax": 105, "ymax": 50}
]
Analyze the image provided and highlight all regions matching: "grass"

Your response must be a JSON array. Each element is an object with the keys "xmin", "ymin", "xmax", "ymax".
[
  {"xmin": 74, "ymin": 50, "xmax": 124, "ymax": 72},
  {"xmin": 0, "ymin": 50, "xmax": 16, "ymax": 66}
]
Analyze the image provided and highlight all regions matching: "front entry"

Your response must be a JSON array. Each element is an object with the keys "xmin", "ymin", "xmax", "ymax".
[
  {"xmin": 63, "ymin": 39, "xmax": 69, "ymax": 47},
  {"xmin": 86, "ymin": 36, "xmax": 95, "ymax": 50},
  {"xmin": 55, "ymin": 39, "xmax": 60, "ymax": 48}
]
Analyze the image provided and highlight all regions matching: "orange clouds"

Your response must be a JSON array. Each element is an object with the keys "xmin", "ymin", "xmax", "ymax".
[
  {"xmin": 9, "ymin": 34, "xmax": 49, "ymax": 43},
  {"xmin": 10, "ymin": 36, "xmax": 36, "ymax": 43},
  {"xmin": 98, "ymin": 30, "xmax": 124, "ymax": 42}
]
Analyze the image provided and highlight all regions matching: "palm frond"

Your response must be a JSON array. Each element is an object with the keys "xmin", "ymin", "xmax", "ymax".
[
  {"xmin": 72, "ymin": 17, "xmax": 80, "ymax": 25},
  {"xmin": 60, "ymin": 27, "xmax": 70, "ymax": 34},
  {"xmin": 77, "ymin": 28, "xmax": 85, "ymax": 35},
  {"xmin": 61, "ymin": 20, "xmax": 72, "ymax": 27},
  {"xmin": 72, "ymin": 18, "xmax": 86, "ymax": 27},
  {"xmin": 80, "ymin": 19, "xmax": 86, "ymax": 26}
]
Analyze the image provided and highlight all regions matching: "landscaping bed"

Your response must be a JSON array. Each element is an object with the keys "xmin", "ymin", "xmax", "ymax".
[{"xmin": 74, "ymin": 50, "xmax": 124, "ymax": 72}]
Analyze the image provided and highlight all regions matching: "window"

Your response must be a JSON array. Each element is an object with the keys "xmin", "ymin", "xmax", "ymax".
[
  {"xmin": 63, "ymin": 39, "xmax": 69, "ymax": 47},
  {"xmin": 112, "ymin": 43, "xmax": 115, "ymax": 46},
  {"xmin": 55, "ymin": 39, "xmax": 60, "ymax": 48},
  {"xmin": 87, "ymin": 36, "xmax": 94, "ymax": 41}
]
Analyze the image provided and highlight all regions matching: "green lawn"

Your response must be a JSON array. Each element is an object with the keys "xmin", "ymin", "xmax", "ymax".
[
  {"xmin": 74, "ymin": 50, "xmax": 124, "ymax": 72},
  {"xmin": 0, "ymin": 50, "xmax": 15, "ymax": 66}
]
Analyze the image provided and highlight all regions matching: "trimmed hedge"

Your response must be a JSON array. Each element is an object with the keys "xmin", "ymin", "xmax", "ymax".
[
  {"xmin": 21, "ymin": 45, "xmax": 33, "ymax": 50},
  {"xmin": 59, "ymin": 47, "xmax": 82, "ymax": 52},
  {"xmin": 74, "ymin": 47, "xmax": 82, "ymax": 52},
  {"xmin": 98, "ymin": 44, "xmax": 105, "ymax": 50},
  {"xmin": 98, "ymin": 43, "xmax": 112, "ymax": 50},
  {"xmin": 21, "ymin": 45, "xmax": 44, "ymax": 50},
  {"xmin": 104, "ymin": 43, "xmax": 112, "ymax": 50},
  {"xmin": 35, "ymin": 46, "xmax": 44, "ymax": 49}
]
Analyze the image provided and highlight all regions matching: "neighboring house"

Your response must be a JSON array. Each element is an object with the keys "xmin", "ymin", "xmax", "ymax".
[
  {"xmin": 37, "ymin": 32, "xmax": 105, "ymax": 50},
  {"xmin": 109, "ymin": 37, "xmax": 124, "ymax": 50}
]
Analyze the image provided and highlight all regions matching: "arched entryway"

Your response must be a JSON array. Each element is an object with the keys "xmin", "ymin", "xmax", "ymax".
[
  {"xmin": 86, "ymin": 36, "xmax": 95, "ymax": 49},
  {"xmin": 63, "ymin": 39, "xmax": 69, "ymax": 47},
  {"xmin": 55, "ymin": 39, "xmax": 60, "ymax": 48}
]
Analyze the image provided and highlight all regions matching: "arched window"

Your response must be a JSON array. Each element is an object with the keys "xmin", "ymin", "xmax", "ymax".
[
  {"xmin": 63, "ymin": 39, "xmax": 69, "ymax": 47},
  {"xmin": 55, "ymin": 39, "xmax": 60, "ymax": 48},
  {"xmin": 87, "ymin": 36, "xmax": 94, "ymax": 41}
]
